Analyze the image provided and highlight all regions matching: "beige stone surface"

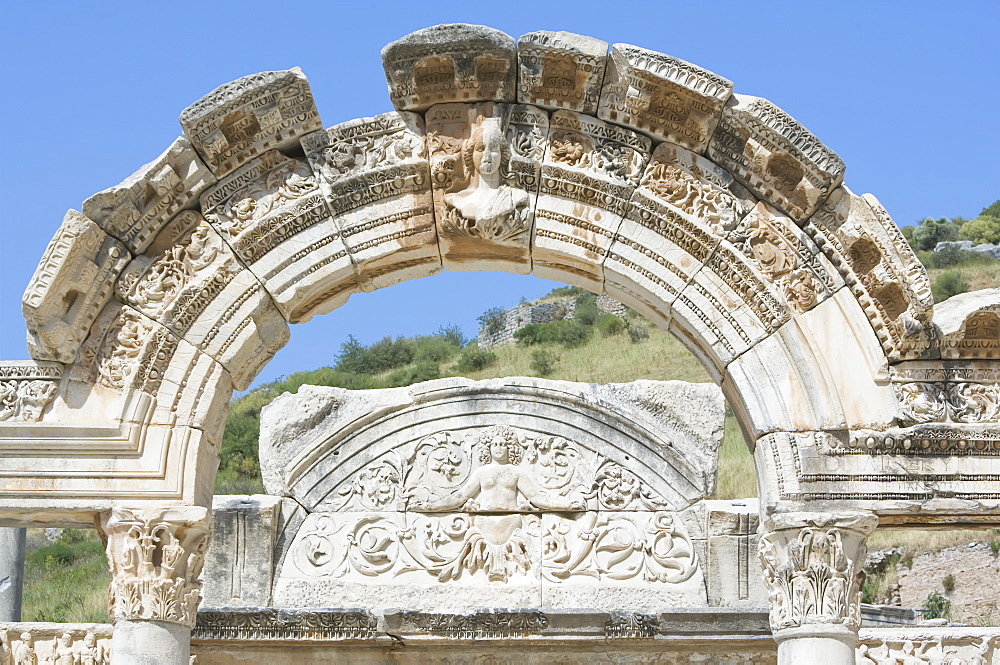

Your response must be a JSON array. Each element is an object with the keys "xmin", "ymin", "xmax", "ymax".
[
  {"xmin": 382, "ymin": 24, "xmax": 517, "ymax": 110},
  {"xmin": 22, "ymin": 210, "xmax": 131, "ymax": 364},
  {"xmin": 179, "ymin": 68, "xmax": 322, "ymax": 177},
  {"xmin": 532, "ymin": 110, "xmax": 650, "ymax": 290},
  {"xmin": 426, "ymin": 102, "xmax": 545, "ymax": 273},
  {"xmin": 708, "ymin": 94, "xmax": 845, "ymax": 222},
  {"xmin": 600, "ymin": 43, "xmax": 733, "ymax": 152},
  {"xmin": 304, "ymin": 111, "xmax": 440, "ymax": 292},
  {"xmin": 83, "ymin": 137, "xmax": 215, "ymax": 255},
  {"xmin": 517, "ymin": 31, "xmax": 608, "ymax": 114},
  {"xmin": 934, "ymin": 287, "xmax": 1000, "ymax": 360}
]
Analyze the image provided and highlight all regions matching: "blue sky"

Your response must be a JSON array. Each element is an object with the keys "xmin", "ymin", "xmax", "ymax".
[{"xmin": 1, "ymin": 1, "xmax": 997, "ymax": 389}]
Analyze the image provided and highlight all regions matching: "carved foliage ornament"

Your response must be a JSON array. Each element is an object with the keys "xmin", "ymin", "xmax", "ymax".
[
  {"xmin": 895, "ymin": 381, "xmax": 1000, "ymax": 425},
  {"xmin": 293, "ymin": 426, "xmax": 696, "ymax": 585},
  {"xmin": 758, "ymin": 512, "xmax": 876, "ymax": 633},
  {"xmin": 103, "ymin": 508, "xmax": 210, "ymax": 628}
]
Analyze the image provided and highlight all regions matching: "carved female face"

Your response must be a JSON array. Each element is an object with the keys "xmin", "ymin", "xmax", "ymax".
[
  {"xmin": 474, "ymin": 121, "xmax": 504, "ymax": 176},
  {"xmin": 490, "ymin": 436, "xmax": 509, "ymax": 463}
]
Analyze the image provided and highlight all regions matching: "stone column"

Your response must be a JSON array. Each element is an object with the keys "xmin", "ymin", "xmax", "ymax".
[
  {"xmin": 757, "ymin": 511, "xmax": 877, "ymax": 665},
  {"xmin": 100, "ymin": 506, "xmax": 210, "ymax": 665},
  {"xmin": 0, "ymin": 527, "xmax": 26, "ymax": 620}
]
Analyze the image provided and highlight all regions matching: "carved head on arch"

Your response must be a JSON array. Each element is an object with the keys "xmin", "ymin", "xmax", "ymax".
[{"xmin": 477, "ymin": 425, "xmax": 523, "ymax": 465}]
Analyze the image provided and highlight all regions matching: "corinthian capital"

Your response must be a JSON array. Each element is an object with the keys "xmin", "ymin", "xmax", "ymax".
[
  {"xmin": 101, "ymin": 506, "xmax": 210, "ymax": 628},
  {"xmin": 757, "ymin": 511, "xmax": 877, "ymax": 634}
]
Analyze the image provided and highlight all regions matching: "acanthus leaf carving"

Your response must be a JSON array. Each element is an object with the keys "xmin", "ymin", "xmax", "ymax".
[
  {"xmin": 102, "ymin": 506, "xmax": 210, "ymax": 628},
  {"xmin": 758, "ymin": 511, "xmax": 876, "ymax": 634},
  {"xmin": 894, "ymin": 381, "xmax": 1000, "ymax": 425}
]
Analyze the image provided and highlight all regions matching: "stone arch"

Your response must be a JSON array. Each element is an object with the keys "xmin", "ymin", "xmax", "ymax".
[{"xmin": 1, "ymin": 23, "xmax": 999, "ymax": 663}]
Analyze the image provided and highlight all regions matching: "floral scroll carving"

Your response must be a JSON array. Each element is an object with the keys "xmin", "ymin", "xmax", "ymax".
[
  {"xmin": 289, "ymin": 425, "xmax": 697, "ymax": 587},
  {"xmin": 895, "ymin": 381, "xmax": 1000, "ymax": 425},
  {"xmin": 101, "ymin": 507, "xmax": 210, "ymax": 628},
  {"xmin": 758, "ymin": 511, "xmax": 876, "ymax": 634}
]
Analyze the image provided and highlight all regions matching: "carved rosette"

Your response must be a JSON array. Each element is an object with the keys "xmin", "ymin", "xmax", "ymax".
[
  {"xmin": 757, "ymin": 511, "xmax": 876, "ymax": 636},
  {"xmin": 101, "ymin": 506, "xmax": 210, "ymax": 629}
]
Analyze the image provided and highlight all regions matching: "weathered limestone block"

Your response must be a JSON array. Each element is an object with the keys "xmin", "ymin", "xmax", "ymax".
[
  {"xmin": 1, "ymin": 625, "xmax": 112, "ymax": 665},
  {"xmin": 200, "ymin": 145, "xmax": 355, "ymax": 319},
  {"xmin": 114, "ymin": 209, "xmax": 287, "ymax": 391},
  {"xmin": 425, "ymin": 102, "xmax": 546, "ymax": 272},
  {"xmin": 303, "ymin": 112, "xmax": 440, "ymax": 290},
  {"xmin": 809, "ymin": 187, "xmax": 935, "ymax": 360},
  {"xmin": 727, "ymin": 202, "xmax": 843, "ymax": 315},
  {"xmin": 0, "ymin": 361, "xmax": 62, "ymax": 423},
  {"xmin": 793, "ymin": 289, "xmax": 899, "ymax": 430},
  {"xmin": 604, "ymin": 142, "xmax": 756, "ymax": 326},
  {"xmin": 709, "ymin": 94, "xmax": 845, "ymax": 222},
  {"xmin": 82, "ymin": 137, "xmax": 215, "ymax": 254},
  {"xmin": 705, "ymin": 500, "xmax": 768, "ymax": 608},
  {"xmin": 101, "ymin": 505, "xmax": 210, "ymax": 628},
  {"xmin": 382, "ymin": 24, "xmax": 517, "ymax": 110},
  {"xmin": 723, "ymin": 323, "xmax": 848, "ymax": 437},
  {"xmin": 58, "ymin": 299, "xmax": 231, "ymax": 436},
  {"xmin": 755, "ymin": 429, "xmax": 1000, "ymax": 518},
  {"xmin": 22, "ymin": 210, "xmax": 131, "ymax": 364},
  {"xmin": 179, "ymin": 68, "xmax": 322, "ymax": 177},
  {"xmin": 259, "ymin": 378, "xmax": 724, "ymax": 510},
  {"xmin": 517, "ymin": 31, "xmax": 608, "ymax": 114},
  {"xmin": 533, "ymin": 110, "xmax": 651, "ymax": 290},
  {"xmin": 759, "ymin": 511, "xmax": 876, "ymax": 665},
  {"xmin": 672, "ymin": 236, "xmax": 790, "ymax": 370},
  {"xmin": 933, "ymin": 287, "xmax": 1000, "ymax": 360},
  {"xmin": 599, "ymin": 44, "xmax": 733, "ymax": 152},
  {"xmin": 203, "ymin": 495, "xmax": 282, "ymax": 608}
]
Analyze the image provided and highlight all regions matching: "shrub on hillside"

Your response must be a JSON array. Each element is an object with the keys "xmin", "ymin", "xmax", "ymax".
[
  {"xmin": 932, "ymin": 271, "xmax": 969, "ymax": 302},
  {"xmin": 922, "ymin": 591, "xmax": 951, "ymax": 620},
  {"xmin": 336, "ymin": 335, "xmax": 416, "ymax": 374},
  {"xmin": 454, "ymin": 346, "xmax": 497, "ymax": 372},
  {"xmin": 414, "ymin": 334, "xmax": 460, "ymax": 364},
  {"xmin": 595, "ymin": 313, "xmax": 626, "ymax": 337},
  {"xmin": 477, "ymin": 307, "xmax": 506, "ymax": 337},
  {"xmin": 911, "ymin": 217, "xmax": 961, "ymax": 251},
  {"xmin": 387, "ymin": 361, "xmax": 441, "ymax": 387},
  {"xmin": 627, "ymin": 319, "xmax": 650, "ymax": 343},
  {"xmin": 918, "ymin": 246, "xmax": 996, "ymax": 270},
  {"xmin": 515, "ymin": 320, "xmax": 591, "ymax": 347},
  {"xmin": 530, "ymin": 349, "xmax": 560, "ymax": 376}
]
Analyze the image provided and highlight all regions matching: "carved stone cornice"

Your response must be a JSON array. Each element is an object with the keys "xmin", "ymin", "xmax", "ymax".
[
  {"xmin": 101, "ymin": 506, "xmax": 210, "ymax": 628},
  {"xmin": 758, "ymin": 511, "xmax": 876, "ymax": 635}
]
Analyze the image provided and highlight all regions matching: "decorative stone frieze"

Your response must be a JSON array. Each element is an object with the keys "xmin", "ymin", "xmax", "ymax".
[
  {"xmin": 382, "ymin": 24, "xmax": 517, "ymax": 110},
  {"xmin": 425, "ymin": 102, "xmax": 546, "ymax": 272},
  {"xmin": 113, "ymin": 208, "xmax": 288, "ymax": 392},
  {"xmin": 101, "ymin": 506, "xmax": 211, "ymax": 628},
  {"xmin": 517, "ymin": 31, "xmax": 608, "ymax": 114},
  {"xmin": 179, "ymin": 68, "xmax": 322, "ymax": 178},
  {"xmin": 600, "ymin": 44, "xmax": 733, "ymax": 152},
  {"xmin": 194, "ymin": 609, "xmax": 377, "ymax": 641},
  {"xmin": 0, "ymin": 625, "xmax": 112, "ymax": 664},
  {"xmin": 303, "ymin": 111, "xmax": 439, "ymax": 292},
  {"xmin": 934, "ymin": 288, "xmax": 1000, "ymax": 360},
  {"xmin": 82, "ymin": 137, "xmax": 215, "ymax": 255},
  {"xmin": 533, "ymin": 110, "xmax": 651, "ymax": 289},
  {"xmin": 604, "ymin": 141, "xmax": 757, "ymax": 331},
  {"xmin": 808, "ymin": 187, "xmax": 935, "ymax": 360},
  {"xmin": 399, "ymin": 610, "xmax": 549, "ymax": 639},
  {"xmin": 0, "ymin": 362, "xmax": 61, "ymax": 423},
  {"xmin": 22, "ymin": 210, "xmax": 131, "ymax": 364},
  {"xmin": 709, "ymin": 94, "xmax": 845, "ymax": 222},
  {"xmin": 758, "ymin": 511, "xmax": 876, "ymax": 634},
  {"xmin": 857, "ymin": 627, "xmax": 1000, "ymax": 664}
]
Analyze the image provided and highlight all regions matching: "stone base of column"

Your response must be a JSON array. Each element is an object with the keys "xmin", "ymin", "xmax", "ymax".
[
  {"xmin": 775, "ymin": 624, "xmax": 857, "ymax": 665},
  {"xmin": 112, "ymin": 620, "xmax": 191, "ymax": 665}
]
